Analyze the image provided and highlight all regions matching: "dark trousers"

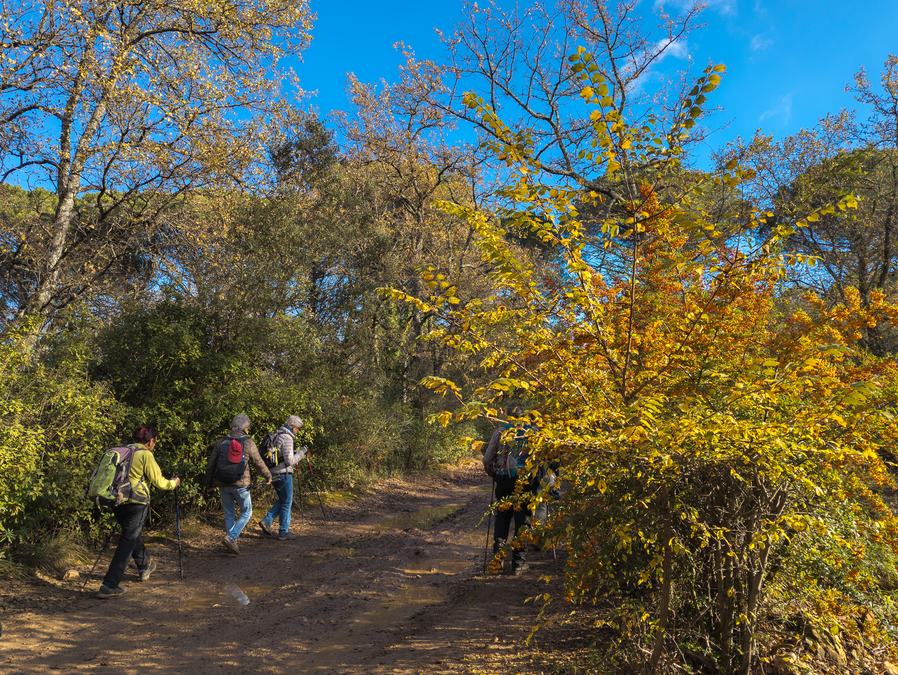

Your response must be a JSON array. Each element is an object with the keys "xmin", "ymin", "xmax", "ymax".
[
  {"xmin": 102, "ymin": 503, "xmax": 149, "ymax": 589},
  {"xmin": 493, "ymin": 476, "xmax": 529, "ymax": 546}
]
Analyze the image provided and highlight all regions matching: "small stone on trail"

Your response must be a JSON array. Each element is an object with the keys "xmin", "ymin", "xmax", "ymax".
[{"xmin": 62, "ymin": 569, "xmax": 80, "ymax": 581}]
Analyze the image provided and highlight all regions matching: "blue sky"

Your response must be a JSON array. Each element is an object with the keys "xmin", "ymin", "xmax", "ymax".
[{"xmin": 298, "ymin": 0, "xmax": 898, "ymax": 158}]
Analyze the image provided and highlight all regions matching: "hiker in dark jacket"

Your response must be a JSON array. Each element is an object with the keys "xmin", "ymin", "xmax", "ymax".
[
  {"xmin": 483, "ymin": 417, "xmax": 534, "ymax": 574},
  {"xmin": 204, "ymin": 414, "xmax": 272, "ymax": 555},
  {"xmin": 96, "ymin": 425, "xmax": 180, "ymax": 599},
  {"xmin": 259, "ymin": 415, "xmax": 307, "ymax": 541}
]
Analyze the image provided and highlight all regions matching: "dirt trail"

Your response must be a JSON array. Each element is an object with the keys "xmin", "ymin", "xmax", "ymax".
[{"xmin": 0, "ymin": 460, "xmax": 583, "ymax": 674}]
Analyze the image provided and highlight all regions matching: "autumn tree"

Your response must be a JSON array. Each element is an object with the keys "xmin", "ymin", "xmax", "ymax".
[
  {"xmin": 404, "ymin": 47, "xmax": 898, "ymax": 673},
  {"xmin": 336, "ymin": 62, "xmax": 487, "ymax": 418},
  {"xmin": 398, "ymin": 0, "xmax": 702, "ymax": 198},
  {"xmin": 0, "ymin": 0, "xmax": 312, "ymax": 330}
]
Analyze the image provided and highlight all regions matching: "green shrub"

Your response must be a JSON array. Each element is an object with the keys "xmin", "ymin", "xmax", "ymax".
[
  {"xmin": 92, "ymin": 301, "xmax": 320, "ymax": 511},
  {"xmin": 0, "ymin": 324, "xmax": 120, "ymax": 555}
]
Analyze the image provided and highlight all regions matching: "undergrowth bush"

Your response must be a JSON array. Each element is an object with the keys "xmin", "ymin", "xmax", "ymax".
[
  {"xmin": 0, "ymin": 324, "xmax": 120, "ymax": 556},
  {"xmin": 0, "ymin": 299, "xmax": 469, "ymax": 568}
]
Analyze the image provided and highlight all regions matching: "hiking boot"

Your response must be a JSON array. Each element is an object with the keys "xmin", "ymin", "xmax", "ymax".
[
  {"xmin": 223, "ymin": 535, "xmax": 240, "ymax": 555},
  {"xmin": 138, "ymin": 559, "xmax": 157, "ymax": 582},
  {"xmin": 95, "ymin": 584, "xmax": 125, "ymax": 599},
  {"xmin": 278, "ymin": 532, "xmax": 296, "ymax": 541},
  {"xmin": 259, "ymin": 521, "xmax": 274, "ymax": 538},
  {"xmin": 511, "ymin": 549, "xmax": 530, "ymax": 574},
  {"xmin": 511, "ymin": 560, "xmax": 530, "ymax": 575}
]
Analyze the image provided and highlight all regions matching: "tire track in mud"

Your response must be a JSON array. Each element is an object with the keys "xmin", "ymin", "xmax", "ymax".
[{"xmin": 1, "ymin": 460, "xmax": 550, "ymax": 674}]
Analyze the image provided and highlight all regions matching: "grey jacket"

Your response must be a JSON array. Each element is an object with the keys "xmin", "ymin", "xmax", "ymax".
[{"xmin": 270, "ymin": 426, "xmax": 307, "ymax": 477}]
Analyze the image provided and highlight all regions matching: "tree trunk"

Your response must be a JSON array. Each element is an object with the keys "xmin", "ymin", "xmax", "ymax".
[
  {"xmin": 28, "ymin": 190, "xmax": 77, "ymax": 318},
  {"xmin": 647, "ymin": 501, "xmax": 674, "ymax": 673}
]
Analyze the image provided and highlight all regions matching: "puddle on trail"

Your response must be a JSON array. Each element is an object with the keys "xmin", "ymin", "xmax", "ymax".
[
  {"xmin": 356, "ymin": 583, "xmax": 445, "ymax": 625},
  {"xmin": 307, "ymin": 546, "xmax": 356, "ymax": 561},
  {"xmin": 181, "ymin": 583, "xmax": 273, "ymax": 611},
  {"xmin": 373, "ymin": 503, "xmax": 464, "ymax": 532},
  {"xmin": 315, "ymin": 583, "xmax": 447, "ymax": 657},
  {"xmin": 224, "ymin": 583, "xmax": 250, "ymax": 605}
]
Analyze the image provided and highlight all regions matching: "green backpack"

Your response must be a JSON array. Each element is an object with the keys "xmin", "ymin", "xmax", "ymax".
[{"xmin": 86, "ymin": 445, "xmax": 140, "ymax": 505}]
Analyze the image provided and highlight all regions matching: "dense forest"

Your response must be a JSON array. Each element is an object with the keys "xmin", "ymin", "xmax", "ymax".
[{"xmin": 3, "ymin": 0, "xmax": 898, "ymax": 671}]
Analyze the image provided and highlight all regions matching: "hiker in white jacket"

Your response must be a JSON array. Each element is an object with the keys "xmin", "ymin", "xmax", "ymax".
[{"xmin": 259, "ymin": 415, "xmax": 307, "ymax": 540}]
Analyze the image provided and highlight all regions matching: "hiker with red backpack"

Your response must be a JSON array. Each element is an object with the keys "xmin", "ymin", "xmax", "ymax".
[
  {"xmin": 483, "ymin": 411, "xmax": 534, "ymax": 574},
  {"xmin": 204, "ymin": 414, "xmax": 272, "ymax": 555},
  {"xmin": 258, "ymin": 415, "xmax": 307, "ymax": 541},
  {"xmin": 93, "ymin": 425, "xmax": 180, "ymax": 599}
]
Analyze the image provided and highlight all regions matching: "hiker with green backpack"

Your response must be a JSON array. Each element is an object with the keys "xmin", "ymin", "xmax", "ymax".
[
  {"xmin": 88, "ymin": 425, "xmax": 181, "ymax": 599},
  {"xmin": 483, "ymin": 413, "xmax": 534, "ymax": 574},
  {"xmin": 204, "ymin": 414, "xmax": 273, "ymax": 555}
]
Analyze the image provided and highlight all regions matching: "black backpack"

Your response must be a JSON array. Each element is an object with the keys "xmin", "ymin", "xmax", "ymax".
[
  {"xmin": 259, "ymin": 430, "xmax": 282, "ymax": 470},
  {"xmin": 214, "ymin": 435, "xmax": 247, "ymax": 484}
]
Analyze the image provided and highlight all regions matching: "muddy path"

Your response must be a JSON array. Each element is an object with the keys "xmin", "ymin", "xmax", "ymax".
[{"xmin": 1, "ymin": 460, "xmax": 589, "ymax": 674}]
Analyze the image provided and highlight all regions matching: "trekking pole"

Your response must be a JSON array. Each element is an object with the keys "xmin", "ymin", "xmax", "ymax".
[
  {"xmin": 294, "ymin": 466, "xmax": 305, "ymax": 524},
  {"xmin": 81, "ymin": 526, "xmax": 114, "ymax": 593},
  {"xmin": 482, "ymin": 479, "xmax": 496, "ymax": 574},
  {"xmin": 305, "ymin": 457, "xmax": 329, "ymax": 522},
  {"xmin": 175, "ymin": 487, "xmax": 184, "ymax": 581}
]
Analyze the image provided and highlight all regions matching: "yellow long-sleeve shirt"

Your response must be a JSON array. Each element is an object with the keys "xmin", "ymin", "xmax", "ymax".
[{"xmin": 126, "ymin": 445, "xmax": 178, "ymax": 504}]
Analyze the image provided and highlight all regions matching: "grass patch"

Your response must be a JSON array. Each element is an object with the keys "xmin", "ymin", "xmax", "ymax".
[
  {"xmin": 0, "ymin": 557, "xmax": 29, "ymax": 581},
  {"xmin": 16, "ymin": 531, "xmax": 93, "ymax": 578}
]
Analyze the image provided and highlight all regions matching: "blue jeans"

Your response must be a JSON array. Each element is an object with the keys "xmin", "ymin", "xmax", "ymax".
[
  {"xmin": 262, "ymin": 476, "xmax": 293, "ymax": 535},
  {"xmin": 220, "ymin": 486, "xmax": 253, "ymax": 541}
]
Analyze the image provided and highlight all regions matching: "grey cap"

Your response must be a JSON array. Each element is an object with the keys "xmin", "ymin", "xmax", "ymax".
[
  {"xmin": 231, "ymin": 413, "xmax": 251, "ymax": 433},
  {"xmin": 285, "ymin": 415, "xmax": 303, "ymax": 430}
]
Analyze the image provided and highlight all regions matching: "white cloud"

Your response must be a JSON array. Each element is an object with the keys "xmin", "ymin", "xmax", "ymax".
[
  {"xmin": 624, "ymin": 39, "xmax": 690, "ymax": 96},
  {"xmin": 655, "ymin": 37, "xmax": 690, "ymax": 61},
  {"xmin": 712, "ymin": 0, "xmax": 738, "ymax": 14},
  {"xmin": 625, "ymin": 69, "xmax": 661, "ymax": 96},
  {"xmin": 750, "ymin": 34, "xmax": 773, "ymax": 52},
  {"xmin": 759, "ymin": 93, "xmax": 793, "ymax": 126}
]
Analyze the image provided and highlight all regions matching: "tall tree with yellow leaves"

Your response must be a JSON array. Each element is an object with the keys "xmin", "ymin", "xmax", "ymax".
[{"xmin": 400, "ymin": 49, "xmax": 898, "ymax": 672}]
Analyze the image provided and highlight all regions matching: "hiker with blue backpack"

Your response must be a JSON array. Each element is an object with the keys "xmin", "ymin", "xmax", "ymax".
[
  {"xmin": 258, "ymin": 415, "xmax": 307, "ymax": 541},
  {"xmin": 483, "ymin": 414, "xmax": 534, "ymax": 574},
  {"xmin": 90, "ymin": 425, "xmax": 181, "ymax": 599},
  {"xmin": 204, "ymin": 414, "xmax": 273, "ymax": 555}
]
